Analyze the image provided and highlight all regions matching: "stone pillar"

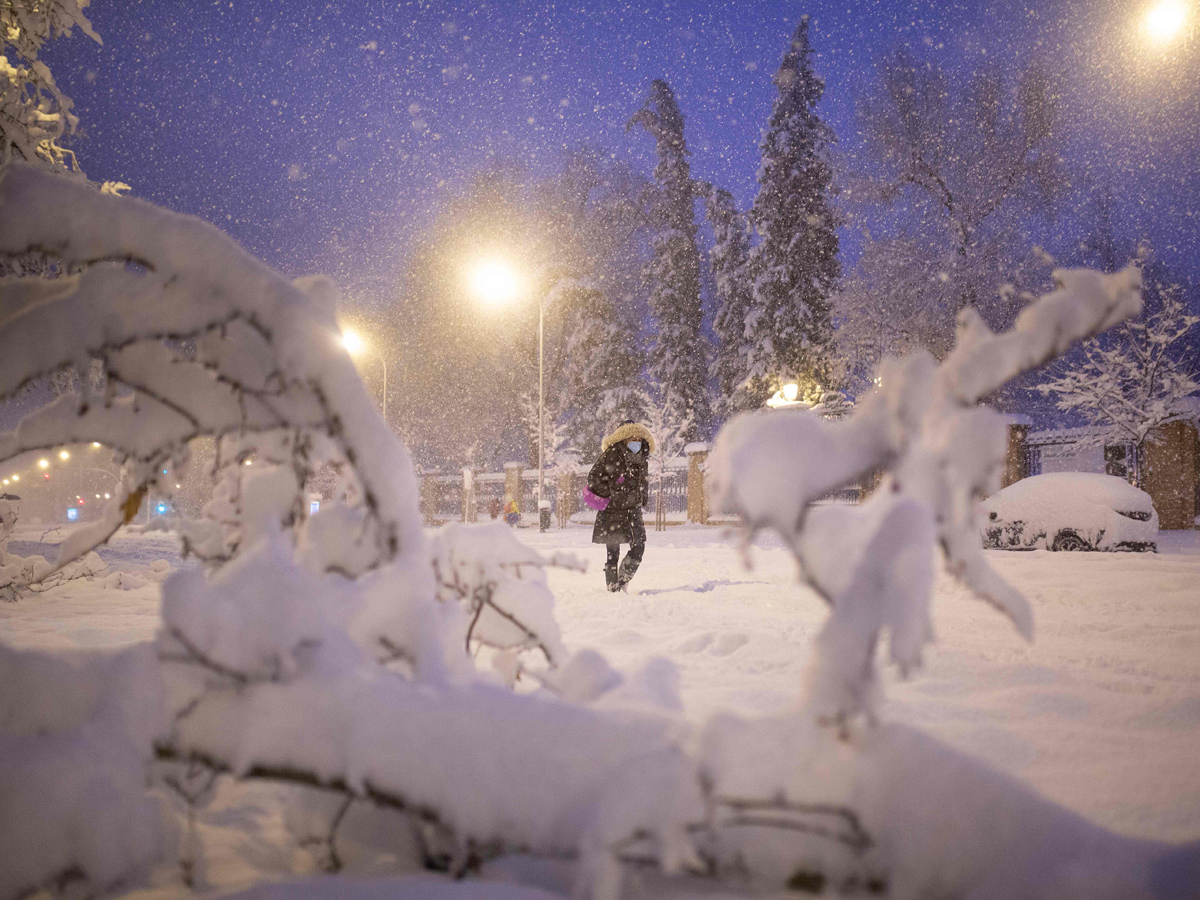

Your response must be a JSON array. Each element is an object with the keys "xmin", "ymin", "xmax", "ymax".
[
  {"xmin": 557, "ymin": 470, "xmax": 577, "ymax": 528},
  {"xmin": 461, "ymin": 467, "xmax": 477, "ymax": 524},
  {"xmin": 419, "ymin": 472, "xmax": 442, "ymax": 527},
  {"xmin": 1002, "ymin": 423, "xmax": 1030, "ymax": 488},
  {"xmin": 1143, "ymin": 420, "xmax": 1200, "ymax": 530},
  {"xmin": 685, "ymin": 442, "xmax": 709, "ymax": 525},
  {"xmin": 504, "ymin": 462, "xmax": 524, "ymax": 518}
]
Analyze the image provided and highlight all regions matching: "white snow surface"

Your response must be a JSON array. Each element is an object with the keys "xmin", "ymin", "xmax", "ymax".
[
  {"xmin": 983, "ymin": 472, "xmax": 1160, "ymax": 550},
  {"xmin": 2, "ymin": 526, "xmax": 1199, "ymax": 899}
]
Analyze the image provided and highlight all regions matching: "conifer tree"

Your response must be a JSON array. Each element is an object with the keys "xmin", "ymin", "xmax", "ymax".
[
  {"xmin": 704, "ymin": 186, "xmax": 755, "ymax": 419},
  {"xmin": 746, "ymin": 16, "xmax": 839, "ymax": 404},
  {"xmin": 628, "ymin": 79, "xmax": 711, "ymax": 439},
  {"xmin": 558, "ymin": 279, "xmax": 643, "ymax": 457}
]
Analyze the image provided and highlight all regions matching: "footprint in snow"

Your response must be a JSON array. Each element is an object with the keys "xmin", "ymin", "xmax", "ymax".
[
  {"xmin": 674, "ymin": 632, "xmax": 714, "ymax": 654},
  {"xmin": 709, "ymin": 632, "xmax": 750, "ymax": 656}
]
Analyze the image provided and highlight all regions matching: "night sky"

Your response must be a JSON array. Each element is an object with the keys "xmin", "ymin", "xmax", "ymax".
[{"xmin": 42, "ymin": 0, "xmax": 1199, "ymax": 312}]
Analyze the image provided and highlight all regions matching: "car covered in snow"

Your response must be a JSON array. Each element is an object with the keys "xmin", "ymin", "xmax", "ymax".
[{"xmin": 981, "ymin": 472, "xmax": 1158, "ymax": 552}]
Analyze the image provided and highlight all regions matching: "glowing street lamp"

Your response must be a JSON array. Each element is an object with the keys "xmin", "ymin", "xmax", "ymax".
[
  {"xmin": 37, "ymin": 459, "xmax": 49, "ymax": 469},
  {"xmin": 59, "ymin": 449, "xmax": 70, "ymax": 461},
  {"xmin": 468, "ymin": 257, "xmax": 554, "ymax": 530},
  {"xmin": 1144, "ymin": 0, "xmax": 1189, "ymax": 43},
  {"xmin": 766, "ymin": 382, "xmax": 807, "ymax": 409},
  {"xmin": 469, "ymin": 259, "xmax": 521, "ymax": 307},
  {"xmin": 341, "ymin": 327, "xmax": 388, "ymax": 421}
]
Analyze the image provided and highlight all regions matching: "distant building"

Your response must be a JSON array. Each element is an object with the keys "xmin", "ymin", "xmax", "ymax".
[{"xmin": 1021, "ymin": 416, "xmax": 1199, "ymax": 530}]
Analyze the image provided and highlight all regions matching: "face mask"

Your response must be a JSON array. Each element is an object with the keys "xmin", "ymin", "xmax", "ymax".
[{"xmin": 627, "ymin": 441, "xmax": 642, "ymax": 454}]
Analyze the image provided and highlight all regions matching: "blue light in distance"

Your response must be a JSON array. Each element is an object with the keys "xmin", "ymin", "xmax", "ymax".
[{"xmin": 67, "ymin": 507, "xmax": 79, "ymax": 522}]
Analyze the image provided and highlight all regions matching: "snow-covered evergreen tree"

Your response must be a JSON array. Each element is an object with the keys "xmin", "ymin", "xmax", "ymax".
[
  {"xmin": 0, "ymin": 0, "xmax": 98, "ymax": 174},
  {"xmin": 704, "ymin": 186, "xmax": 756, "ymax": 421},
  {"xmin": 633, "ymin": 384, "xmax": 692, "ymax": 531},
  {"xmin": 744, "ymin": 16, "xmax": 840, "ymax": 407},
  {"xmin": 556, "ymin": 278, "xmax": 644, "ymax": 458},
  {"xmin": 1036, "ymin": 282, "xmax": 1200, "ymax": 487},
  {"xmin": 628, "ymin": 79, "xmax": 711, "ymax": 439}
]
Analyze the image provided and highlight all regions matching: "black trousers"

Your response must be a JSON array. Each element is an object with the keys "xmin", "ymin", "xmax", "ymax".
[
  {"xmin": 605, "ymin": 539, "xmax": 645, "ymax": 568},
  {"xmin": 605, "ymin": 538, "xmax": 645, "ymax": 588}
]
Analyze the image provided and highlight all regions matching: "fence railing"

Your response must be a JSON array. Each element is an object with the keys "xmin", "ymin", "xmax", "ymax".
[{"xmin": 418, "ymin": 447, "xmax": 868, "ymax": 529}]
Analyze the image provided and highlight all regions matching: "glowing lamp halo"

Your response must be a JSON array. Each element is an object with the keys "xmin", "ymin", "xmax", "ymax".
[
  {"xmin": 341, "ymin": 328, "xmax": 365, "ymax": 356},
  {"xmin": 468, "ymin": 257, "xmax": 522, "ymax": 307},
  {"xmin": 1144, "ymin": 0, "xmax": 1189, "ymax": 43}
]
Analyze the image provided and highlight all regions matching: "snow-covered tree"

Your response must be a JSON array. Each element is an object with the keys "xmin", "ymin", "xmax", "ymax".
[
  {"xmin": 1036, "ymin": 283, "xmax": 1200, "ymax": 486},
  {"xmin": 744, "ymin": 17, "xmax": 840, "ymax": 407},
  {"xmin": 518, "ymin": 389, "xmax": 572, "ymax": 476},
  {"xmin": 556, "ymin": 278, "xmax": 644, "ymax": 457},
  {"xmin": 844, "ymin": 48, "xmax": 1066, "ymax": 363},
  {"xmin": 703, "ymin": 185, "xmax": 756, "ymax": 421},
  {"xmin": 632, "ymin": 384, "xmax": 692, "ymax": 532},
  {"xmin": 628, "ymin": 79, "xmax": 711, "ymax": 439},
  {"xmin": 1, "ymin": 0, "xmax": 98, "ymax": 174}
]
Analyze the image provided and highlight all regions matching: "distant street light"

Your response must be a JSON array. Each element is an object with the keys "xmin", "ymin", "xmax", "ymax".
[
  {"xmin": 1144, "ymin": 0, "xmax": 1189, "ymax": 43},
  {"xmin": 341, "ymin": 327, "xmax": 389, "ymax": 421},
  {"xmin": 468, "ymin": 257, "xmax": 559, "ymax": 531},
  {"xmin": 766, "ymin": 382, "xmax": 807, "ymax": 409},
  {"xmin": 469, "ymin": 259, "xmax": 521, "ymax": 307}
]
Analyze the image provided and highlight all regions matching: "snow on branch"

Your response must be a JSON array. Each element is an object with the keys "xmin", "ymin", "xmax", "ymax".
[
  {"xmin": 429, "ymin": 522, "xmax": 575, "ymax": 671},
  {"xmin": 0, "ymin": 163, "xmax": 423, "ymax": 584},
  {"xmin": 709, "ymin": 266, "xmax": 1142, "ymax": 725}
]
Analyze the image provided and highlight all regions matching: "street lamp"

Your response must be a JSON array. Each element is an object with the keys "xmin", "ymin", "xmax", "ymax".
[
  {"xmin": 341, "ymin": 327, "xmax": 388, "ymax": 421},
  {"xmin": 766, "ymin": 382, "xmax": 807, "ymax": 409},
  {"xmin": 1143, "ymin": 0, "xmax": 1189, "ymax": 43},
  {"xmin": 468, "ymin": 257, "xmax": 553, "ymax": 531}
]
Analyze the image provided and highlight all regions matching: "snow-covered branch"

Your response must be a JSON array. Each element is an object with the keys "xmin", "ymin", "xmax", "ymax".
[{"xmin": 709, "ymin": 266, "xmax": 1143, "ymax": 725}]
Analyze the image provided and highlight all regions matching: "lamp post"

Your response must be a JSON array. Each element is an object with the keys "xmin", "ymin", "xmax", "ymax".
[
  {"xmin": 469, "ymin": 258, "xmax": 554, "ymax": 531},
  {"xmin": 341, "ymin": 328, "xmax": 388, "ymax": 421}
]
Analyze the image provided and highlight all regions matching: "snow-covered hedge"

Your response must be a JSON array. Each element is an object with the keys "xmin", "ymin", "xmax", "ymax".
[{"xmin": 1, "ymin": 163, "xmax": 1195, "ymax": 900}]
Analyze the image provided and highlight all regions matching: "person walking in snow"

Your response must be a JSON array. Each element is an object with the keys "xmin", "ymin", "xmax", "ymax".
[{"xmin": 587, "ymin": 421, "xmax": 654, "ymax": 591}]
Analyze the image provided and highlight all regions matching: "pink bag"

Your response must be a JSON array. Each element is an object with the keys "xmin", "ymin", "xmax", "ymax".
[
  {"xmin": 583, "ymin": 475, "xmax": 622, "ymax": 511},
  {"xmin": 582, "ymin": 485, "xmax": 609, "ymax": 511}
]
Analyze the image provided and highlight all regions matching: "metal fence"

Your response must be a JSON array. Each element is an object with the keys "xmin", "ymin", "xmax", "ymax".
[{"xmin": 421, "ymin": 461, "xmax": 868, "ymax": 527}]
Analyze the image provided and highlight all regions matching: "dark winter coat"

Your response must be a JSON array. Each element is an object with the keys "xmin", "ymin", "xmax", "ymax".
[{"xmin": 589, "ymin": 423, "xmax": 654, "ymax": 545}]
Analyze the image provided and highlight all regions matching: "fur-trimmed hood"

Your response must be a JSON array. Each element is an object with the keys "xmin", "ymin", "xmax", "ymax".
[{"xmin": 600, "ymin": 422, "xmax": 656, "ymax": 454}]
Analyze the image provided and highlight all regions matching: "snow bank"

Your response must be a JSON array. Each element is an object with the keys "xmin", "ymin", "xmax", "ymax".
[{"xmin": 0, "ymin": 643, "xmax": 169, "ymax": 900}]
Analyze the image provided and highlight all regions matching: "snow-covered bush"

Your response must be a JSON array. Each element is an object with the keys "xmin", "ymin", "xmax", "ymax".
[{"xmin": 2, "ymin": 164, "xmax": 1195, "ymax": 900}]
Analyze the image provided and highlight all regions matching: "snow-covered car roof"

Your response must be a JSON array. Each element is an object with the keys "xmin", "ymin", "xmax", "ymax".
[{"xmin": 986, "ymin": 472, "xmax": 1154, "ymax": 516}]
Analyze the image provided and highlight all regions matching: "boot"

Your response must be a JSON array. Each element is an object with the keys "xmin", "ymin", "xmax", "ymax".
[
  {"xmin": 616, "ymin": 553, "xmax": 641, "ymax": 590},
  {"xmin": 604, "ymin": 562, "xmax": 620, "ymax": 592}
]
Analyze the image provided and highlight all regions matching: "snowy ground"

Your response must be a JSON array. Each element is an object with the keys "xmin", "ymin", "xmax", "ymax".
[{"xmin": 2, "ymin": 523, "xmax": 1199, "ymax": 894}]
